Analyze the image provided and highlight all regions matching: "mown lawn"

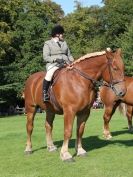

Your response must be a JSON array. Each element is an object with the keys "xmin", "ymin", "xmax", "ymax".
[{"xmin": 0, "ymin": 109, "xmax": 132, "ymax": 177}]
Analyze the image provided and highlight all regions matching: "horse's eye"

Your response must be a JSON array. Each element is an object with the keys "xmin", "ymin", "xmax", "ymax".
[{"xmin": 113, "ymin": 67, "xmax": 118, "ymax": 71}]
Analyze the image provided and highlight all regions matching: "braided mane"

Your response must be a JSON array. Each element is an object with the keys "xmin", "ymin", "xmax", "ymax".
[{"xmin": 73, "ymin": 51, "xmax": 106, "ymax": 64}]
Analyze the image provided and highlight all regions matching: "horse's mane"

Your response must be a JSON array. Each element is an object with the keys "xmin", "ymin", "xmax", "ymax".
[{"xmin": 73, "ymin": 51, "xmax": 106, "ymax": 64}]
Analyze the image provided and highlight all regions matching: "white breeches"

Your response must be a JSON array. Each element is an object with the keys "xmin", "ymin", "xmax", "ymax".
[{"xmin": 45, "ymin": 65, "xmax": 59, "ymax": 81}]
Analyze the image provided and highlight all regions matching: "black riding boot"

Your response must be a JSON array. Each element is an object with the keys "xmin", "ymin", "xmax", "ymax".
[{"xmin": 43, "ymin": 79, "xmax": 50, "ymax": 102}]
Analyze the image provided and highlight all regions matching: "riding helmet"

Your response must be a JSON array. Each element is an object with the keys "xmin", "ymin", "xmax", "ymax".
[{"xmin": 51, "ymin": 25, "xmax": 64, "ymax": 37}]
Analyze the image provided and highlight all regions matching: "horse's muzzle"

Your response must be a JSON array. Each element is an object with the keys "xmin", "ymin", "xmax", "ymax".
[
  {"xmin": 111, "ymin": 85, "xmax": 126, "ymax": 97},
  {"xmin": 117, "ymin": 90, "xmax": 126, "ymax": 97}
]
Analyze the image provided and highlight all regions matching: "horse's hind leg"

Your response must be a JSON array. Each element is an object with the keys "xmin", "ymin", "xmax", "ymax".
[
  {"xmin": 45, "ymin": 110, "xmax": 57, "ymax": 152},
  {"xmin": 76, "ymin": 108, "xmax": 90, "ymax": 156},
  {"xmin": 103, "ymin": 106, "xmax": 113, "ymax": 139},
  {"xmin": 103, "ymin": 104, "xmax": 118, "ymax": 139},
  {"xmin": 25, "ymin": 109, "xmax": 36, "ymax": 154},
  {"xmin": 126, "ymin": 106, "xmax": 133, "ymax": 132}
]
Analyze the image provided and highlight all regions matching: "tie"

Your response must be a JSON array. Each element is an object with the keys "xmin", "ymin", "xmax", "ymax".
[{"xmin": 57, "ymin": 41, "xmax": 61, "ymax": 48}]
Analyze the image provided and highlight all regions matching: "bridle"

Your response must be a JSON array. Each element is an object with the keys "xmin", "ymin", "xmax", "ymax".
[
  {"xmin": 72, "ymin": 57, "xmax": 125, "ymax": 96},
  {"xmin": 102, "ymin": 58, "xmax": 125, "ymax": 96}
]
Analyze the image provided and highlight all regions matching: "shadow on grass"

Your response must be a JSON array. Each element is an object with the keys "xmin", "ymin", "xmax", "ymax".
[
  {"xmin": 32, "ymin": 146, "xmax": 45, "ymax": 153},
  {"xmin": 112, "ymin": 127, "xmax": 133, "ymax": 137},
  {"xmin": 32, "ymin": 129, "xmax": 133, "ymax": 154}
]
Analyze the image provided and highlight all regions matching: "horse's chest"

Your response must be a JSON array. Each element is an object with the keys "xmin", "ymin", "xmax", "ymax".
[{"xmin": 77, "ymin": 90, "xmax": 96, "ymax": 110}]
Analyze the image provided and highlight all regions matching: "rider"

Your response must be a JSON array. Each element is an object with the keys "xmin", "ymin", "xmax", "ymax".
[{"xmin": 43, "ymin": 24, "xmax": 74, "ymax": 102}]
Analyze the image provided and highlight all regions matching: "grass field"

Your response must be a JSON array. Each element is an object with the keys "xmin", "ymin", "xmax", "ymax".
[{"xmin": 0, "ymin": 109, "xmax": 133, "ymax": 177}]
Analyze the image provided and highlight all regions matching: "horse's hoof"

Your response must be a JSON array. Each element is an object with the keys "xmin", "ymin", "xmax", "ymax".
[
  {"xmin": 104, "ymin": 134, "xmax": 112, "ymax": 140},
  {"xmin": 76, "ymin": 147, "xmax": 87, "ymax": 157},
  {"xmin": 106, "ymin": 135, "xmax": 112, "ymax": 140},
  {"xmin": 60, "ymin": 151, "xmax": 73, "ymax": 162},
  {"xmin": 77, "ymin": 152, "xmax": 87, "ymax": 157},
  {"xmin": 63, "ymin": 158, "xmax": 75, "ymax": 163},
  {"xmin": 47, "ymin": 146, "xmax": 57, "ymax": 152},
  {"xmin": 24, "ymin": 150, "xmax": 32, "ymax": 155}
]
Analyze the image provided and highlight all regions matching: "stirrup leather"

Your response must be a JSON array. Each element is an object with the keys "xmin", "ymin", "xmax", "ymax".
[{"xmin": 43, "ymin": 91, "xmax": 50, "ymax": 102}]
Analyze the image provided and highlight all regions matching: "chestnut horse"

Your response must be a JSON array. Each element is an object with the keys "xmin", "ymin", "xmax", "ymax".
[
  {"xmin": 100, "ymin": 76, "xmax": 133, "ymax": 139},
  {"xmin": 24, "ymin": 48, "xmax": 126, "ymax": 161}
]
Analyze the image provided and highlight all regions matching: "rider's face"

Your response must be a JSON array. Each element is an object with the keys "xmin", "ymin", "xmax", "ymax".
[{"xmin": 56, "ymin": 34, "xmax": 64, "ymax": 41}]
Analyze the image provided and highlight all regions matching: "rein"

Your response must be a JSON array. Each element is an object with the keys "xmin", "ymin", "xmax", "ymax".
[{"xmin": 72, "ymin": 67, "xmax": 102, "ymax": 88}]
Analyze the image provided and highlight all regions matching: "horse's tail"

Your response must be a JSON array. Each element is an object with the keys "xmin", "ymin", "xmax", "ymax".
[{"xmin": 118, "ymin": 103, "xmax": 127, "ymax": 117}]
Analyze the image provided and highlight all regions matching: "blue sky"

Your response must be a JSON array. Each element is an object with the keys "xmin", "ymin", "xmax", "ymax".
[{"xmin": 53, "ymin": 0, "xmax": 103, "ymax": 14}]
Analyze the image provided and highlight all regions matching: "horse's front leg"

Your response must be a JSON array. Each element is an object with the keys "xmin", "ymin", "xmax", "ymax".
[
  {"xmin": 45, "ymin": 111, "xmax": 57, "ymax": 152},
  {"xmin": 25, "ymin": 111, "xmax": 35, "ymax": 154},
  {"xmin": 60, "ymin": 108, "xmax": 75, "ymax": 162},
  {"xmin": 76, "ymin": 109, "xmax": 90, "ymax": 156}
]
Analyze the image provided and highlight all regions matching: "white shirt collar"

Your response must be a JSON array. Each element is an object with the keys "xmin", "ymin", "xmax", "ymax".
[{"xmin": 52, "ymin": 37, "xmax": 59, "ymax": 43}]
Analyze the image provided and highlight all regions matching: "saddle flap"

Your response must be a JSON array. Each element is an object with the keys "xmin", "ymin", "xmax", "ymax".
[{"xmin": 48, "ymin": 86, "xmax": 63, "ymax": 113}]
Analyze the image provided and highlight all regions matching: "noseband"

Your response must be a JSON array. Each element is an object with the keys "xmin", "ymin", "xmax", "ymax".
[{"xmin": 102, "ymin": 58, "xmax": 125, "ymax": 96}]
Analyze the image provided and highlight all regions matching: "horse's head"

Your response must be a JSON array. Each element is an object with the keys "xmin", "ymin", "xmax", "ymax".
[{"xmin": 102, "ymin": 48, "xmax": 126, "ymax": 97}]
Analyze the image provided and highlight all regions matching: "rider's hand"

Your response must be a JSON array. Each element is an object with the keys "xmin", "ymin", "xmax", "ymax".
[{"xmin": 55, "ymin": 59, "xmax": 64, "ymax": 64}]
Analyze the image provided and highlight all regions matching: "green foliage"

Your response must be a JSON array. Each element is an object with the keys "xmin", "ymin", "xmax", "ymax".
[
  {"xmin": 116, "ymin": 22, "xmax": 133, "ymax": 76},
  {"xmin": 102, "ymin": 0, "xmax": 133, "ymax": 47},
  {"xmin": 61, "ymin": 6, "xmax": 105, "ymax": 58}
]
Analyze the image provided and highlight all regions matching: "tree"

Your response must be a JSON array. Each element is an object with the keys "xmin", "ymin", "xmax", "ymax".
[
  {"xmin": 61, "ymin": 6, "xmax": 105, "ymax": 59},
  {"xmin": 0, "ymin": 0, "xmax": 24, "ymax": 105},
  {"xmin": 102, "ymin": 0, "xmax": 133, "ymax": 48},
  {"xmin": 116, "ymin": 22, "xmax": 133, "ymax": 76}
]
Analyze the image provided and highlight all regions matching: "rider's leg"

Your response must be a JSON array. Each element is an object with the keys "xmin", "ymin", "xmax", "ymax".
[
  {"xmin": 43, "ymin": 65, "xmax": 59, "ymax": 102},
  {"xmin": 43, "ymin": 79, "xmax": 51, "ymax": 102}
]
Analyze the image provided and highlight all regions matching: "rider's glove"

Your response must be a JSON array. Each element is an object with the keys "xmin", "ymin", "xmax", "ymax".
[{"xmin": 55, "ymin": 59, "xmax": 64, "ymax": 64}]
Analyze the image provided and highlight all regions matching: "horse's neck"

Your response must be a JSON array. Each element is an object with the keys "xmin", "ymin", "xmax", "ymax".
[{"xmin": 75, "ymin": 55, "xmax": 106, "ymax": 80}]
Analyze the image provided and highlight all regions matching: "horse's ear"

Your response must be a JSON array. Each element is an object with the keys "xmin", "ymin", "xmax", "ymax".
[
  {"xmin": 106, "ymin": 48, "xmax": 112, "ymax": 52},
  {"xmin": 116, "ymin": 48, "xmax": 122, "ymax": 55},
  {"xmin": 105, "ymin": 48, "xmax": 113, "ymax": 59}
]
